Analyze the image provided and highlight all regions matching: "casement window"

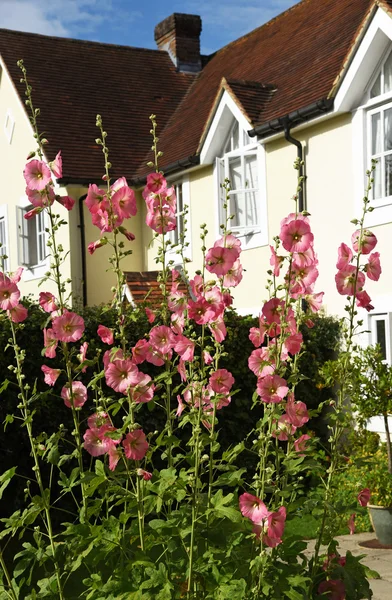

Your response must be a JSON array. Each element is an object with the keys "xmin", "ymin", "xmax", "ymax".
[
  {"xmin": 17, "ymin": 206, "xmax": 46, "ymax": 269},
  {"xmin": 369, "ymin": 313, "xmax": 392, "ymax": 364},
  {"xmin": 167, "ymin": 177, "xmax": 191, "ymax": 262},
  {"xmin": 0, "ymin": 205, "xmax": 9, "ymax": 271}
]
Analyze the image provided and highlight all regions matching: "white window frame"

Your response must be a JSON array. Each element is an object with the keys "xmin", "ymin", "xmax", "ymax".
[
  {"xmin": 4, "ymin": 109, "xmax": 15, "ymax": 144},
  {"xmin": 0, "ymin": 204, "xmax": 10, "ymax": 272},
  {"xmin": 368, "ymin": 312, "xmax": 392, "ymax": 364},
  {"xmin": 17, "ymin": 197, "xmax": 48, "ymax": 281},
  {"xmin": 166, "ymin": 176, "xmax": 192, "ymax": 264}
]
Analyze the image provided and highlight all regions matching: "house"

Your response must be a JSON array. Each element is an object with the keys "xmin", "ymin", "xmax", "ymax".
[{"xmin": 1, "ymin": 0, "xmax": 392, "ymax": 364}]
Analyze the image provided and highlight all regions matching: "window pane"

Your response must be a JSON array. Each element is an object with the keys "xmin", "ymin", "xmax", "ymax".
[
  {"xmin": 372, "ymin": 113, "xmax": 381, "ymax": 155},
  {"xmin": 228, "ymin": 157, "xmax": 242, "ymax": 190},
  {"xmin": 27, "ymin": 217, "xmax": 38, "ymax": 266},
  {"xmin": 232, "ymin": 122, "xmax": 239, "ymax": 150},
  {"xmin": 385, "ymin": 155, "xmax": 392, "ymax": 197},
  {"xmin": 230, "ymin": 192, "xmax": 246, "ymax": 228},
  {"xmin": 370, "ymin": 72, "xmax": 381, "ymax": 98},
  {"xmin": 376, "ymin": 319, "xmax": 387, "ymax": 361},
  {"xmin": 385, "ymin": 108, "xmax": 392, "ymax": 151},
  {"xmin": 245, "ymin": 155, "xmax": 258, "ymax": 189},
  {"xmin": 385, "ymin": 51, "xmax": 392, "ymax": 93},
  {"xmin": 245, "ymin": 191, "xmax": 259, "ymax": 227},
  {"xmin": 373, "ymin": 159, "xmax": 382, "ymax": 200}
]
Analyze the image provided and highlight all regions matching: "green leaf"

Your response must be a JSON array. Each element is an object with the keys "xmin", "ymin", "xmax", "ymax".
[{"xmin": 0, "ymin": 467, "xmax": 16, "ymax": 500}]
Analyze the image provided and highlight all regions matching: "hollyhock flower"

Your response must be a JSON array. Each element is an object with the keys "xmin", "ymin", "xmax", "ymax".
[
  {"xmin": 43, "ymin": 328, "xmax": 58, "ymax": 358},
  {"xmin": 283, "ymin": 332, "xmax": 303, "ymax": 356},
  {"xmin": 24, "ymin": 206, "xmax": 43, "ymax": 220},
  {"xmin": 84, "ymin": 426, "xmax": 117, "ymax": 457},
  {"xmin": 150, "ymin": 325, "xmax": 175, "ymax": 354},
  {"xmin": 26, "ymin": 185, "xmax": 55, "ymax": 208},
  {"xmin": 262, "ymin": 298, "xmax": 284, "ymax": 325},
  {"xmin": 171, "ymin": 312, "xmax": 185, "ymax": 335},
  {"xmin": 267, "ymin": 506, "xmax": 286, "ymax": 540},
  {"xmin": 365, "ymin": 252, "xmax": 381, "ymax": 281},
  {"xmin": 50, "ymin": 151, "xmax": 62, "ymax": 178},
  {"xmin": 223, "ymin": 259, "xmax": 243, "ymax": 288},
  {"xmin": 87, "ymin": 239, "xmax": 106, "ymax": 255},
  {"xmin": 9, "ymin": 267, "xmax": 23, "ymax": 284},
  {"xmin": 177, "ymin": 359, "xmax": 187, "ymax": 382},
  {"xmin": 24, "ymin": 160, "xmax": 52, "ymax": 191},
  {"xmin": 146, "ymin": 207, "xmax": 176, "ymax": 234},
  {"xmin": 280, "ymin": 212, "xmax": 309, "ymax": 228},
  {"xmin": 52, "ymin": 311, "xmax": 84, "ymax": 343},
  {"xmin": 294, "ymin": 246, "xmax": 317, "ymax": 269},
  {"xmin": 336, "ymin": 242, "xmax": 353, "ymax": 269},
  {"xmin": 214, "ymin": 234, "xmax": 241, "ymax": 257},
  {"xmin": 189, "ymin": 274, "xmax": 204, "ymax": 298},
  {"xmin": 39, "ymin": 291, "xmax": 58, "ymax": 313},
  {"xmin": 306, "ymin": 291, "xmax": 324, "ymax": 313},
  {"xmin": 358, "ymin": 488, "xmax": 371, "ymax": 507},
  {"xmin": 146, "ymin": 172, "xmax": 166, "ymax": 194},
  {"xmin": 257, "ymin": 375, "xmax": 288, "ymax": 403},
  {"xmin": 105, "ymin": 359, "xmax": 139, "ymax": 394},
  {"xmin": 249, "ymin": 319, "xmax": 268, "ymax": 348},
  {"xmin": 270, "ymin": 246, "xmax": 284, "ymax": 276},
  {"xmin": 272, "ymin": 414, "xmax": 297, "ymax": 441},
  {"xmin": 286, "ymin": 395, "xmax": 309, "ymax": 427},
  {"xmin": 87, "ymin": 411, "xmax": 110, "ymax": 431},
  {"xmin": 280, "ymin": 218, "xmax": 314, "ymax": 253},
  {"xmin": 176, "ymin": 394, "xmax": 185, "ymax": 417},
  {"xmin": 209, "ymin": 319, "xmax": 227, "ymax": 343},
  {"xmin": 239, "ymin": 493, "xmax": 269, "ymax": 523},
  {"xmin": 209, "ymin": 369, "xmax": 235, "ymax": 394},
  {"xmin": 248, "ymin": 348, "xmax": 274, "ymax": 378},
  {"xmin": 260, "ymin": 531, "xmax": 283, "ymax": 548},
  {"xmin": 335, "ymin": 266, "xmax": 365, "ymax": 296},
  {"xmin": 168, "ymin": 290, "xmax": 187, "ymax": 315},
  {"xmin": 78, "ymin": 342, "xmax": 89, "ymax": 372},
  {"xmin": 41, "ymin": 365, "xmax": 61, "ymax": 386},
  {"xmin": 103, "ymin": 348, "xmax": 124, "ymax": 369},
  {"xmin": 145, "ymin": 345, "xmax": 166, "ymax": 367},
  {"xmin": 0, "ymin": 277, "xmax": 20, "ymax": 310},
  {"xmin": 112, "ymin": 184, "xmax": 137, "ymax": 220},
  {"xmin": 205, "ymin": 246, "xmax": 237, "ymax": 277},
  {"xmin": 85, "ymin": 184, "xmax": 107, "ymax": 214},
  {"xmin": 56, "ymin": 195, "xmax": 75, "ymax": 211},
  {"xmin": 188, "ymin": 298, "xmax": 216, "ymax": 325},
  {"xmin": 130, "ymin": 372, "xmax": 155, "ymax": 404},
  {"xmin": 203, "ymin": 350, "xmax": 213, "ymax": 365},
  {"xmin": 137, "ymin": 468, "xmax": 152, "ymax": 481},
  {"xmin": 318, "ymin": 580, "xmax": 345, "ymax": 600},
  {"xmin": 97, "ymin": 324, "xmax": 114, "ymax": 345},
  {"xmin": 61, "ymin": 381, "xmax": 87, "ymax": 408},
  {"xmin": 174, "ymin": 335, "xmax": 195, "ymax": 362},
  {"xmin": 119, "ymin": 228, "xmax": 136, "ymax": 242},
  {"xmin": 294, "ymin": 434, "xmax": 311, "ymax": 456},
  {"xmin": 352, "ymin": 229, "xmax": 377, "ymax": 254},
  {"xmin": 91, "ymin": 207, "xmax": 112, "ymax": 233},
  {"xmin": 290, "ymin": 264, "xmax": 319, "ymax": 297},
  {"xmin": 8, "ymin": 303, "xmax": 28, "ymax": 323},
  {"xmin": 323, "ymin": 554, "xmax": 347, "ymax": 571},
  {"xmin": 108, "ymin": 445, "xmax": 122, "ymax": 471},
  {"xmin": 355, "ymin": 290, "xmax": 374, "ymax": 312},
  {"xmin": 145, "ymin": 307, "xmax": 155, "ymax": 323},
  {"xmin": 132, "ymin": 339, "xmax": 149, "ymax": 365},
  {"xmin": 122, "ymin": 429, "xmax": 149, "ymax": 461}
]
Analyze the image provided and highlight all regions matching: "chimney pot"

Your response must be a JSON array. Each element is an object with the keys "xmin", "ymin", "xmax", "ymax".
[{"xmin": 154, "ymin": 13, "xmax": 202, "ymax": 73}]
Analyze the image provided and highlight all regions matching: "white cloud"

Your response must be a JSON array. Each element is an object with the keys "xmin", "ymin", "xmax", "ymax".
[{"xmin": 0, "ymin": 0, "xmax": 142, "ymax": 38}]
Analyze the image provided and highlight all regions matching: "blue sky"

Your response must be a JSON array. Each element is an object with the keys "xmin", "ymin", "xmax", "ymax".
[{"xmin": 0, "ymin": 0, "xmax": 299, "ymax": 54}]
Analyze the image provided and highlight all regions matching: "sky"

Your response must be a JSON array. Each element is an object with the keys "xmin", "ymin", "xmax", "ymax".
[{"xmin": 0, "ymin": 0, "xmax": 300, "ymax": 55}]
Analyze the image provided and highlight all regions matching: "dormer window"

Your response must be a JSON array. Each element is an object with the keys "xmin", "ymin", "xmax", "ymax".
[{"xmin": 370, "ymin": 49, "xmax": 392, "ymax": 99}]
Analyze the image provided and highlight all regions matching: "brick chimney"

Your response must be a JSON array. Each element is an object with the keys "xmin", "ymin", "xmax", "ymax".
[{"xmin": 154, "ymin": 13, "xmax": 202, "ymax": 73}]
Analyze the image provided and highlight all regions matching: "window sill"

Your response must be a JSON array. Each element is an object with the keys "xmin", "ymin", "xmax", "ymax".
[
  {"xmin": 364, "ymin": 201, "xmax": 392, "ymax": 227},
  {"xmin": 22, "ymin": 262, "xmax": 48, "ymax": 282}
]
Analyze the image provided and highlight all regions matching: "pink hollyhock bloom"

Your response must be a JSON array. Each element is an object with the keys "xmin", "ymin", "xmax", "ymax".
[
  {"xmin": 108, "ymin": 445, "xmax": 122, "ymax": 471},
  {"xmin": 146, "ymin": 172, "xmax": 167, "ymax": 194},
  {"xmin": 262, "ymin": 298, "xmax": 284, "ymax": 325},
  {"xmin": 356, "ymin": 290, "xmax": 374, "ymax": 311},
  {"xmin": 145, "ymin": 345, "xmax": 167, "ymax": 367},
  {"xmin": 52, "ymin": 311, "xmax": 85, "ymax": 343},
  {"xmin": 239, "ymin": 493, "xmax": 269, "ymax": 523},
  {"xmin": 209, "ymin": 369, "xmax": 235, "ymax": 394},
  {"xmin": 174, "ymin": 335, "xmax": 195, "ymax": 362},
  {"xmin": 56, "ymin": 195, "xmax": 75, "ymax": 211},
  {"xmin": 8, "ymin": 303, "xmax": 28, "ymax": 323},
  {"xmin": 294, "ymin": 434, "xmax": 311, "ymax": 456},
  {"xmin": 272, "ymin": 414, "xmax": 297, "ymax": 441},
  {"xmin": 294, "ymin": 246, "xmax": 317, "ymax": 269},
  {"xmin": 39, "ymin": 291, "xmax": 58, "ymax": 313},
  {"xmin": 176, "ymin": 394, "xmax": 185, "ymax": 417},
  {"xmin": 43, "ymin": 328, "xmax": 58, "ymax": 358},
  {"xmin": 280, "ymin": 212, "xmax": 309, "ymax": 228},
  {"xmin": 105, "ymin": 359, "xmax": 139, "ymax": 394},
  {"xmin": 205, "ymin": 246, "xmax": 237, "ymax": 277},
  {"xmin": 257, "ymin": 375, "xmax": 289, "ymax": 404},
  {"xmin": 284, "ymin": 332, "xmax": 303, "ymax": 356},
  {"xmin": 290, "ymin": 264, "xmax": 319, "ymax": 297},
  {"xmin": 50, "ymin": 151, "xmax": 62, "ymax": 178},
  {"xmin": 214, "ymin": 234, "xmax": 241, "ymax": 257},
  {"xmin": 189, "ymin": 274, "xmax": 204, "ymax": 298},
  {"xmin": 248, "ymin": 348, "xmax": 274, "ymax": 378},
  {"xmin": 177, "ymin": 358, "xmax": 187, "ymax": 382},
  {"xmin": 0, "ymin": 277, "xmax": 20, "ymax": 310},
  {"xmin": 335, "ymin": 266, "xmax": 365, "ymax": 296},
  {"xmin": 24, "ymin": 160, "xmax": 52, "ymax": 191},
  {"xmin": 122, "ymin": 429, "xmax": 149, "ymax": 461},
  {"xmin": 270, "ymin": 246, "xmax": 284, "ymax": 276},
  {"xmin": 41, "ymin": 365, "xmax": 61, "ymax": 386},
  {"xmin": 91, "ymin": 208, "xmax": 112, "ymax": 234},
  {"xmin": 85, "ymin": 184, "xmax": 108, "ymax": 214},
  {"xmin": 306, "ymin": 291, "xmax": 324, "ymax": 313},
  {"xmin": 61, "ymin": 381, "xmax": 87, "ymax": 408},
  {"xmin": 306, "ymin": 319, "xmax": 314, "ymax": 328},
  {"xmin": 352, "ymin": 229, "xmax": 377, "ymax": 254},
  {"xmin": 188, "ymin": 298, "xmax": 217, "ymax": 325},
  {"xmin": 318, "ymin": 580, "xmax": 346, "ymax": 600},
  {"xmin": 26, "ymin": 185, "xmax": 55, "ymax": 208},
  {"xmin": 146, "ymin": 206, "xmax": 176, "ymax": 234},
  {"xmin": 286, "ymin": 395, "xmax": 309, "ymax": 427},
  {"xmin": 168, "ymin": 290, "xmax": 187, "ymax": 315},
  {"xmin": 358, "ymin": 488, "xmax": 371, "ymax": 507},
  {"xmin": 9, "ymin": 267, "xmax": 23, "ymax": 284},
  {"xmin": 348, "ymin": 513, "xmax": 356, "ymax": 535},
  {"xmin": 78, "ymin": 342, "xmax": 89, "ymax": 372},
  {"xmin": 88, "ymin": 411, "xmax": 110, "ymax": 431},
  {"xmin": 145, "ymin": 307, "xmax": 155, "ymax": 323},
  {"xmin": 24, "ymin": 206, "xmax": 43, "ymax": 220},
  {"xmin": 249, "ymin": 320, "xmax": 268, "ymax": 348},
  {"xmin": 267, "ymin": 506, "xmax": 286, "ymax": 540},
  {"xmin": 83, "ymin": 426, "xmax": 117, "ymax": 457},
  {"xmin": 150, "ymin": 325, "xmax": 175, "ymax": 354},
  {"xmin": 365, "ymin": 252, "xmax": 381, "ymax": 281},
  {"xmin": 336, "ymin": 242, "xmax": 353, "ymax": 270},
  {"xmin": 87, "ymin": 239, "xmax": 106, "ymax": 255},
  {"xmin": 132, "ymin": 339, "xmax": 149, "ymax": 365},
  {"xmin": 203, "ymin": 350, "xmax": 214, "ymax": 365},
  {"xmin": 280, "ymin": 218, "xmax": 314, "ymax": 253},
  {"xmin": 97, "ymin": 324, "xmax": 114, "ymax": 345},
  {"xmin": 112, "ymin": 184, "xmax": 137, "ymax": 220},
  {"xmin": 209, "ymin": 319, "xmax": 227, "ymax": 343},
  {"xmin": 118, "ymin": 228, "xmax": 135, "ymax": 241},
  {"xmin": 137, "ymin": 468, "xmax": 152, "ymax": 481},
  {"xmin": 223, "ymin": 259, "xmax": 243, "ymax": 288},
  {"xmin": 131, "ymin": 371, "xmax": 155, "ymax": 404},
  {"xmin": 171, "ymin": 312, "xmax": 185, "ymax": 335}
]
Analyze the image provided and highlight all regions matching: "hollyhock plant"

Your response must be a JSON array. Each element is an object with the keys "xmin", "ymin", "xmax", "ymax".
[
  {"xmin": 105, "ymin": 358, "xmax": 139, "ymax": 394},
  {"xmin": 336, "ymin": 242, "xmax": 353, "ymax": 270},
  {"xmin": 280, "ymin": 217, "xmax": 314, "ymax": 253},
  {"xmin": 41, "ymin": 365, "xmax": 61, "ymax": 386},
  {"xmin": 351, "ymin": 229, "xmax": 377, "ymax": 254},
  {"xmin": 209, "ymin": 369, "xmax": 234, "ymax": 394},
  {"xmin": 137, "ymin": 468, "xmax": 152, "ymax": 481},
  {"xmin": 61, "ymin": 381, "xmax": 87, "ymax": 408},
  {"xmin": 52, "ymin": 311, "xmax": 85, "ymax": 343},
  {"xmin": 335, "ymin": 267, "xmax": 365, "ymax": 296},
  {"xmin": 97, "ymin": 324, "xmax": 114, "ymax": 345},
  {"xmin": 8, "ymin": 303, "xmax": 28, "ymax": 323},
  {"xmin": 50, "ymin": 150, "xmax": 62, "ymax": 178},
  {"xmin": 23, "ymin": 159, "xmax": 52, "ymax": 191},
  {"xmin": 365, "ymin": 251, "xmax": 381, "ymax": 281},
  {"xmin": 122, "ymin": 429, "xmax": 149, "ymax": 461},
  {"xmin": 0, "ymin": 277, "xmax": 20, "ymax": 310},
  {"xmin": 257, "ymin": 374, "xmax": 289, "ymax": 404},
  {"xmin": 239, "ymin": 493, "xmax": 269, "ymax": 523},
  {"xmin": 39, "ymin": 291, "xmax": 58, "ymax": 313},
  {"xmin": 294, "ymin": 434, "xmax": 311, "ymax": 455},
  {"xmin": 205, "ymin": 246, "xmax": 237, "ymax": 277},
  {"xmin": 43, "ymin": 328, "xmax": 58, "ymax": 358}
]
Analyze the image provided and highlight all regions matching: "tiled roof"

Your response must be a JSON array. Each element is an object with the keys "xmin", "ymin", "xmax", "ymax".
[
  {"xmin": 0, "ymin": 29, "xmax": 195, "ymax": 182},
  {"xmin": 125, "ymin": 271, "xmax": 187, "ymax": 308},
  {"xmin": 140, "ymin": 0, "xmax": 378, "ymax": 175}
]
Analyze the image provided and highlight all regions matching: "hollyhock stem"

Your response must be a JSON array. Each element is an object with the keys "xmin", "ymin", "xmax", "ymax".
[
  {"xmin": 128, "ymin": 398, "xmax": 145, "ymax": 551},
  {"xmin": 0, "ymin": 547, "xmax": 18, "ymax": 600}
]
